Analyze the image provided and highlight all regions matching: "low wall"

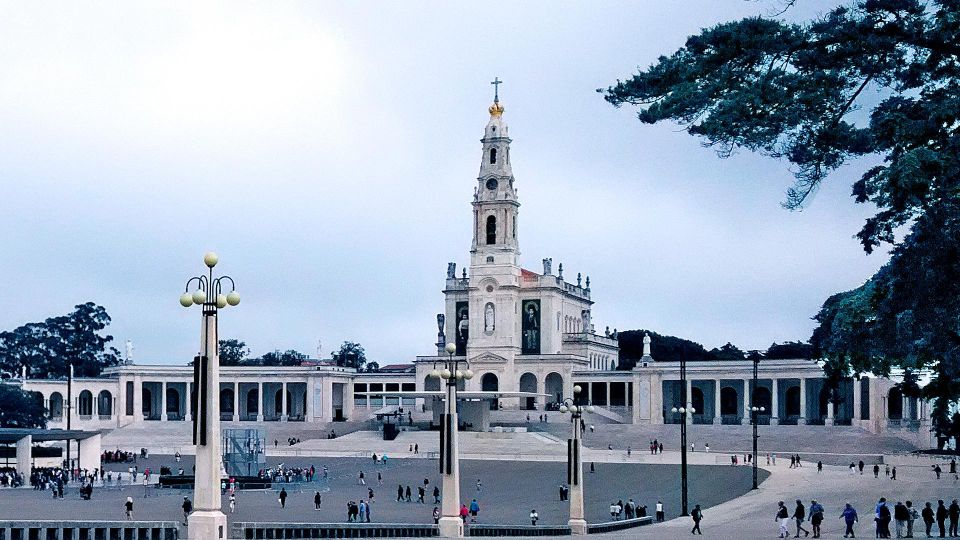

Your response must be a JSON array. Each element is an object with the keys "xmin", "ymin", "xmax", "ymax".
[
  {"xmin": 586, "ymin": 516, "xmax": 653, "ymax": 534},
  {"xmin": 0, "ymin": 521, "xmax": 179, "ymax": 540}
]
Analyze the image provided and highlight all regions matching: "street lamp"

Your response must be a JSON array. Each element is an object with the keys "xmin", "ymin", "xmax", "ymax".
[
  {"xmin": 428, "ymin": 342, "xmax": 473, "ymax": 538},
  {"xmin": 671, "ymin": 350, "xmax": 692, "ymax": 516},
  {"xmin": 559, "ymin": 385, "xmax": 594, "ymax": 535},
  {"xmin": 179, "ymin": 252, "xmax": 240, "ymax": 540},
  {"xmin": 670, "ymin": 404, "xmax": 695, "ymax": 516},
  {"xmin": 750, "ymin": 351, "xmax": 763, "ymax": 490}
]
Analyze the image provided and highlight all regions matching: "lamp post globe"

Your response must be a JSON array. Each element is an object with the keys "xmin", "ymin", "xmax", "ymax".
[
  {"xmin": 179, "ymin": 293, "xmax": 194, "ymax": 307},
  {"xmin": 226, "ymin": 291, "xmax": 241, "ymax": 306},
  {"xmin": 191, "ymin": 290, "xmax": 207, "ymax": 305},
  {"xmin": 463, "ymin": 369, "xmax": 474, "ymax": 380},
  {"xmin": 445, "ymin": 343, "xmax": 457, "ymax": 355},
  {"xmin": 203, "ymin": 252, "xmax": 218, "ymax": 268}
]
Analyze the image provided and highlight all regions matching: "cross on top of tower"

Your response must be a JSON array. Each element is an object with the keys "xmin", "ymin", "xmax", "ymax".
[{"xmin": 491, "ymin": 77, "xmax": 502, "ymax": 103}]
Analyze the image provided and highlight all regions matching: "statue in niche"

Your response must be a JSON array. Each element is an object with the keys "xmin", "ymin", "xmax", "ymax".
[
  {"xmin": 484, "ymin": 303, "xmax": 495, "ymax": 333},
  {"xmin": 542, "ymin": 258, "xmax": 552, "ymax": 275},
  {"xmin": 521, "ymin": 300, "xmax": 541, "ymax": 354},
  {"xmin": 446, "ymin": 262, "xmax": 457, "ymax": 279},
  {"xmin": 581, "ymin": 310, "xmax": 591, "ymax": 334},
  {"xmin": 458, "ymin": 311, "xmax": 469, "ymax": 340}
]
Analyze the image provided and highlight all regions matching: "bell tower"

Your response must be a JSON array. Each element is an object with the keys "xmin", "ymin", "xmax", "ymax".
[{"xmin": 471, "ymin": 78, "xmax": 520, "ymax": 267}]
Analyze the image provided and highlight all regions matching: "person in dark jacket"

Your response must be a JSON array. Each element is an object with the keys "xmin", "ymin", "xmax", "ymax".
[
  {"xmin": 877, "ymin": 500, "xmax": 892, "ymax": 538},
  {"xmin": 793, "ymin": 500, "xmax": 810, "ymax": 537},
  {"xmin": 809, "ymin": 500, "xmax": 824, "ymax": 538},
  {"xmin": 936, "ymin": 500, "xmax": 947, "ymax": 538},
  {"xmin": 923, "ymin": 502, "xmax": 935, "ymax": 537},
  {"xmin": 893, "ymin": 501, "xmax": 909, "ymax": 538},
  {"xmin": 777, "ymin": 501, "xmax": 790, "ymax": 538},
  {"xmin": 948, "ymin": 500, "xmax": 959, "ymax": 537}
]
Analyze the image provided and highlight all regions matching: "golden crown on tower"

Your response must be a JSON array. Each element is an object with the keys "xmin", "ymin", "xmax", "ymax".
[{"xmin": 488, "ymin": 101, "xmax": 504, "ymax": 117}]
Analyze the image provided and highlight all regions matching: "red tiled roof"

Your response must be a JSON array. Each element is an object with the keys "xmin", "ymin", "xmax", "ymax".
[{"xmin": 521, "ymin": 268, "xmax": 539, "ymax": 280}]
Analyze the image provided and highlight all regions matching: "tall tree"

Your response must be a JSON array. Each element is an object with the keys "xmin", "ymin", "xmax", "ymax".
[
  {"xmin": 218, "ymin": 339, "xmax": 250, "ymax": 366},
  {"xmin": 0, "ymin": 385, "xmax": 47, "ymax": 428},
  {"xmin": 257, "ymin": 349, "xmax": 308, "ymax": 367},
  {"xmin": 602, "ymin": 0, "xmax": 960, "ymax": 432},
  {"xmin": 331, "ymin": 341, "xmax": 367, "ymax": 370},
  {"xmin": 0, "ymin": 302, "xmax": 121, "ymax": 379}
]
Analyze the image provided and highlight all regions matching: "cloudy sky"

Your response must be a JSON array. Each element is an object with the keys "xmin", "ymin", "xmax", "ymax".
[{"xmin": 0, "ymin": 1, "xmax": 888, "ymax": 365}]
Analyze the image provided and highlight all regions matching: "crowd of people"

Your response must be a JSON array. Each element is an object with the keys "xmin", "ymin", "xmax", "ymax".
[{"xmin": 766, "ymin": 497, "xmax": 960, "ymax": 539}]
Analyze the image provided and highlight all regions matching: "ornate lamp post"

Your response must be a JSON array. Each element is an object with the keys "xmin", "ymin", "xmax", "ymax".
[
  {"xmin": 559, "ymin": 385, "xmax": 594, "ymax": 535},
  {"xmin": 178, "ymin": 252, "xmax": 240, "ymax": 540},
  {"xmin": 428, "ymin": 342, "xmax": 473, "ymax": 538},
  {"xmin": 750, "ymin": 352, "xmax": 764, "ymax": 490},
  {"xmin": 670, "ymin": 351, "xmax": 693, "ymax": 516}
]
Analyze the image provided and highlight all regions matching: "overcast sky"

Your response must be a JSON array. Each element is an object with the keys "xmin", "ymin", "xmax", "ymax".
[{"xmin": 0, "ymin": 1, "xmax": 889, "ymax": 365}]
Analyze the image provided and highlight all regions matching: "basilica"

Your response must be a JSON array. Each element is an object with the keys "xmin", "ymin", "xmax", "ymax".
[{"xmin": 10, "ymin": 91, "xmax": 932, "ymax": 448}]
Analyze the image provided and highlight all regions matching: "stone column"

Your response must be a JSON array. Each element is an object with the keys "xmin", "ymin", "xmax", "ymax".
[
  {"xmin": 650, "ymin": 375, "xmax": 664, "ymax": 425},
  {"xmin": 606, "ymin": 382, "xmax": 611, "ymax": 407},
  {"xmin": 133, "ymin": 377, "xmax": 143, "ymax": 423},
  {"xmin": 438, "ymin": 378, "xmax": 464, "ymax": 538},
  {"xmin": 78, "ymin": 433, "xmax": 101, "ymax": 472},
  {"xmin": 741, "ymin": 379, "xmax": 750, "ymax": 425},
  {"xmin": 568, "ymin": 414, "xmax": 587, "ymax": 535},
  {"xmin": 160, "ymin": 382, "xmax": 167, "ymax": 422},
  {"xmin": 685, "ymin": 379, "xmax": 693, "ymax": 425},
  {"xmin": 904, "ymin": 395, "xmax": 911, "ymax": 421},
  {"xmin": 15, "ymin": 435, "xmax": 31, "ymax": 482},
  {"xmin": 798, "ymin": 379, "xmax": 807, "ymax": 425},
  {"xmin": 232, "ymin": 382, "xmax": 239, "ymax": 422},
  {"xmin": 713, "ymin": 380, "xmax": 722, "ymax": 425},
  {"xmin": 770, "ymin": 379, "xmax": 779, "ymax": 425},
  {"xmin": 537, "ymin": 378, "xmax": 546, "ymax": 411},
  {"xmin": 185, "ymin": 382, "xmax": 193, "ymax": 423},
  {"xmin": 256, "ymin": 382, "xmax": 264, "ymax": 422},
  {"xmin": 306, "ymin": 380, "xmax": 315, "ymax": 422},
  {"xmin": 280, "ymin": 382, "xmax": 288, "ymax": 421}
]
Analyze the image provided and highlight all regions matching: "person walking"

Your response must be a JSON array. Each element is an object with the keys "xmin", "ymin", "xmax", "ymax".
[
  {"xmin": 397, "ymin": 485, "xmax": 404, "ymax": 502},
  {"xmin": 841, "ymin": 503, "xmax": 858, "ymax": 538},
  {"xmin": 892, "ymin": 467, "xmax": 897, "ymax": 481},
  {"xmin": 405, "ymin": 485, "xmax": 412, "ymax": 502},
  {"xmin": 530, "ymin": 509, "xmax": 539, "ymax": 525},
  {"xmin": 859, "ymin": 460, "xmax": 865, "ymax": 475},
  {"xmin": 776, "ymin": 501, "xmax": 790, "ymax": 538},
  {"xmin": 948, "ymin": 499, "xmax": 959, "ymax": 537},
  {"xmin": 459, "ymin": 503, "xmax": 469, "ymax": 523},
  {"xmin": 314, "ymin": 491, "xmax": 322, "ymax": 510},
  {"xmin": 922, "ymin": 502, "xmax": 935, "ymax": 538},
  {"xmin": 358, "ymin": 470, "xmax": 365, "ymax": 485},
  {"xmin": 875, "ymin": 464, "xmax": 881, "ymax": 478},
  {"xmin": 377, "ymin": 472, "xmax": 382, "ymax": 486},
  {"xmin": 418, "ymin": 486, "xmax": 425, "ymax": 503},
  {"xmin": 878, "ymin": 498, "xmax": 892, "ymax": 538},
  {"xmin": 936, "ymin": 500, "xmax": 947, "ymax": 538},
  {"xmin": 469, "ymin": 499, "xmax": 480, "ymax": 523},
  {"xmin": 433, "ymin": 506, "xmax": 440, "ymax": 524},
  {"xmin": 810, "ymin": 500, "xmax": 824, "ymax": 538},
  {"xmin": 817, "ymin": 461, "xmax": 823, "ymax": 473},
  {"xmin": 691, "ymin": 504, "xmax": 703, "ymax": 535},
  {"xmin": 181, "ymin": 497, "xmax": 192, "ymax": 526},
  {"xmin": 433, "ymin": 486, "xmax": 441, "ymax": 504},
  {"xmin": 124, "ymin": 497, "xmax": 134, "ymax": 520},
  {"xmin": 656, "ymin": 501, "xmax": 665, "ymax": 522},
  {"xmin": 934, "ymin": 465, "xmax": 943, "ymax": 480},
  {"xmin": 793, "ymin": 500, "xmax": 810, "ymax": 538},
  {"xmin": 229, "ymin": 493, "xmax": 236, "ymax": 514},
  {"xmin": 279, "ymin": 487, "xmax": 288, "ymax": 509},
  {"xmin": 476, "ymin": 479, "xmax": 482, "ymax": 493}
]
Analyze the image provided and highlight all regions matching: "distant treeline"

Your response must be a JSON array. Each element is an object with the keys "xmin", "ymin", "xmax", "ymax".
[{"xmin": 616, "ymin": 329, "xmax": 813, "ymax": 370}]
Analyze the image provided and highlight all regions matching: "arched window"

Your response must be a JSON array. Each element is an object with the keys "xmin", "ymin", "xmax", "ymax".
[
  {"xmin": 489, "ymin": 148, "xmax": 497, "ymax": 164},
  {"xmin": 486, "ymin": 215, "xmax": 496, "ymax": 245},
  {"xmin": 720, "ymin": 387, "xmax": 738, "ymax": 416},
  {"xmin": 78, "ymin": 390, "xmax": 93, "ymax": 417}
]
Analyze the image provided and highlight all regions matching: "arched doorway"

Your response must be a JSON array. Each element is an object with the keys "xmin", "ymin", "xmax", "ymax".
[
  {"xmin": 220, "ymin": 388, "xmax": 235, "ymax": 415},
  {"xmin": 545, "ymin": 372, "xmax": 563, "ymax": 407},
  {"xmin": 48, "ymin": 392, "xmax": 64, "ymax": 420},
  {"xmin": 752, "ymin": 386, "xmax": 771, "ymax": 412},
  {"xmin": 691, "ymin": 387, "xmax": 705, "ymax": 416},
  {"xmin": 720, "ymin": 387, "xmax": 738, "ymax": 416},
  {"xmin": 275, "ymin": 389, "xmax": 292, "ymax": 418},
  {"xmin": 424, "ymin": 375, "xmax": 441, "ymax": 392},
  {"xmin": 142, "ymin": 388, "xmax": 153, "ymax": 419},
  {"xmin": 785, "ymin": 386, "xmax": 801, "ymax": 417},
  {"xmin": 481, "ymin": 373, "xmax": 499, "ymax": 410},
  {"xmin": 78, "ymin": 390, "xmax": 93, "ymax": 417},
  {"xmin": 246, "ymin": 389, "xmax": 259, "ymax": 417},
  {"xmin": 166, "ymin": 388, "xmax": 181, "ymax": 419},
  {"xmin": 97, "ymin": 390, "xmax": 113, "ymax": 419},
  {"xmin": 888, "ymin": 388, "xmax": 903, "ymax": 420},
  {"xmin": 519, "ymin": 372, "xmax": 537, "ymax": 410}
]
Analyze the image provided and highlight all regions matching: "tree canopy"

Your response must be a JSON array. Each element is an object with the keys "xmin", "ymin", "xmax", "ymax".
[
  {"xmin": 218, "ymin": 339, "xmax": 251, "ymax": 366},
  {"xmin": 0, "ymin": 302, "xmax": 121, "ymax": 379},
  {"xmin": 331, "ymin": 341, "xmax": 367, "ymax": 370},
  {"xmin": 0, "ymin": 385, "xmax": 47, "ymax": 428},
  {"xmin": 618, "ymin": 329, "xmax": 805, "ymax": 368},
  {"xmin": 602, "ymin": 0, "xmax": 960, "ymax": 433}
]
